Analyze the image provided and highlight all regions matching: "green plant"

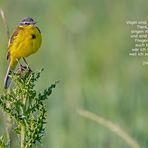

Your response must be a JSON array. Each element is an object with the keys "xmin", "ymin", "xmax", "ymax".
[{"xmin": 0, "ymin": 68, "xmax": 57, "ymax": 148}]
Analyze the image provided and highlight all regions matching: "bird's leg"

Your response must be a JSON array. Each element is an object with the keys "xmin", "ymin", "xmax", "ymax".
[
  {"xmin": 22, "ymin": 57, "xmax": 28, "ymax": 66},
  {"xmin": 16, "ymin": 58, "xmax": 26, "ymax": 72},
  {"xmin": 23, "ymin": 57, "xmax": 32, "ymax": 71},
  {"xmin": 16, "ymin": 58, "xmax": 22, "ymax": 69}
]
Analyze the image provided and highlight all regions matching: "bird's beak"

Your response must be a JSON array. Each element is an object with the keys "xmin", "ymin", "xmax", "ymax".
[{"xmin": 33, "ymin": 21, "xmax": 37, "ymax": 24}]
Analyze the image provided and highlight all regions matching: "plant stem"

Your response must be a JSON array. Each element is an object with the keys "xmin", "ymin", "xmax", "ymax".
[
  {"xmin": 5, "ymin": 113, "xmax": 12, "ymax": 147},
  {"xmin": 20, "ymin": 95, "xmax": 27, "ymax": 148},
  {"xmin": 20, "ymin": 124, "xmax": 25, "ymax": 148}
]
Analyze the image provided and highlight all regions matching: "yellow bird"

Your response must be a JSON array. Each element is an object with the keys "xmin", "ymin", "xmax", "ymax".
[{"xmin": 4, "ymin": 17, "xmax": 42, "ymax": 89}]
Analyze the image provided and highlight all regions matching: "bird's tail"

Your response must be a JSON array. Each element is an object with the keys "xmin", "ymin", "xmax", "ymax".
[{"xmin": 4, "ymin": 64, "xmax": 12, "ymax": 89}]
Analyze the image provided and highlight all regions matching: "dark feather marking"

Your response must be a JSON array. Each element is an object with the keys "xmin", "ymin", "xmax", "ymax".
[
  {"xmin": 31, "ymin": 34, "xmax": 36, "ymax": 39},
  {"xmin": 36, "ymin": 26, "xmax": 41, "ymax": 33}
]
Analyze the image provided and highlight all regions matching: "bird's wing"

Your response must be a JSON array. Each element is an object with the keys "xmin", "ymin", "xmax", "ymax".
[{"xmin": 7, "ymin": 26, "xmax": 22, "ymax": 60}]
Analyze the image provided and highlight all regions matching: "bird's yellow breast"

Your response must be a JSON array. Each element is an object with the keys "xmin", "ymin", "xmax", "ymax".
[{"xmin": 9, "ymin": 25, "xmax": 42, "ymax": 68}]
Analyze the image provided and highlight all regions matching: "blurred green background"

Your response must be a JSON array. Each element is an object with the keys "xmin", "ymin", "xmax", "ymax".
[{"xmin": 0, "ymin": 0, "xmax": 148, "ymax": 147}]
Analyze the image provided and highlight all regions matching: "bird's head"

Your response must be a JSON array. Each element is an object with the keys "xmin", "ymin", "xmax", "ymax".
[{"xmin": 18, "ymin": 17, "xmax": 36, "ymax": 26}]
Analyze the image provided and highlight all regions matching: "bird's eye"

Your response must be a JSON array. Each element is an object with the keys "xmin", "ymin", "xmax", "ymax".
[{"xmin": 24, "ymin": 22, "xmax": 30, "ymax": 25}]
